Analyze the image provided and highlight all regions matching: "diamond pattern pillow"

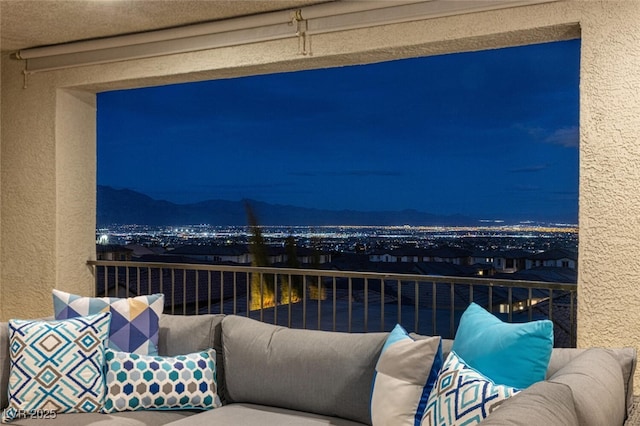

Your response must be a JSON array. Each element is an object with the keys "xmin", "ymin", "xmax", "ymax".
[
  {"xmin": 102, "ymin": 348, "xmax": 222, "ymax": 413},
  {"xmin": 2, "ymin": 312, "xmax": 111, "ymax": 423},
  {"xmin": 53, "ymin": 289, "xmax": 164, "ymax": 355},
  {"xmin": 421, "ymin": 351, "xmax": 519, "ymax": 426}
]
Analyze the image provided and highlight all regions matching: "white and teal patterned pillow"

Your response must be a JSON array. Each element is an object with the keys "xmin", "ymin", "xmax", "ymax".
[
  {"xmin": 371, "ymin": 324, "xmax": 443, "ymax": 426},
  {"xmin": 53, "ymin": 289, "xmax": 164, "ymax": 355},
  {"xmin": 421, "ymin": 351, "xmax": 519, "ymax": 426},
  {"xmin": 2, "ymin": 312, "xmax": 111, "ymax": 423},
  {"xmin": 102, "ymin": 348, "xmax": 222, "ymax": 413}
]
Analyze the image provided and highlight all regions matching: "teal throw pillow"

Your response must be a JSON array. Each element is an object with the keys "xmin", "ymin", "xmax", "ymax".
[{"xmin": 451, "ymin": 303, "xmax": 553, "ymax": 389}]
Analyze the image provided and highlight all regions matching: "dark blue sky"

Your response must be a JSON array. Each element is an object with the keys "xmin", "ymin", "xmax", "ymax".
[{"xmin": 98, "ymin": 39, "xmax": 579, "ymax": 224}]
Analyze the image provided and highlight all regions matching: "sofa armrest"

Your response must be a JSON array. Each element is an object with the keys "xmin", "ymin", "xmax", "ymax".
[
  {"xmin": 0, "ymin": 322, "xmax": 8, "ymax": 409},
  {"xmin": 480, "ymin": 381, "xmax": 579, "ymax": 425},
  {"xmin": 549, "ymin": 346, "xmax": 637, "ymax": 418},
  {"xmin": 549, "ymin": 348, "xmax": 626, "ymax": 426}
]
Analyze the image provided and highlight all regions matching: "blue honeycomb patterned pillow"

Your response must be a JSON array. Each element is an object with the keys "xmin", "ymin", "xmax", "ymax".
[{"xmin": 102, "ymin": 348, "xmax": 222, "ymax": 413}]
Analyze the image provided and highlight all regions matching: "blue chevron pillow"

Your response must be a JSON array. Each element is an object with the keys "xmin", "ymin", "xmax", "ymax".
[
  {"xmin": 53, "ymin": 289, "xmax": 164, "ymax": 356},
  {"xmin": 2, "ymin": 312, "xmax": 111, "ymax": 423},
  {"xmin": 421, "ymin": 351, "xmax": 519, "ymax": 426}
]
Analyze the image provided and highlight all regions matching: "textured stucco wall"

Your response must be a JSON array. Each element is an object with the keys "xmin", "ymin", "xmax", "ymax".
[
  {"xmin": 55, "ymin": 89, "xmax": 96, "ymax": 296},
  {"xmin": 578, "ymin": 2, "xmax": 640, "ymax": 353},
  {"xmin": 1, "ymin": 0, "xmax": 640, "ymax": 390},
  {"xmin": 1, "ymin": 56, "xmax": 59, "ymax": 319},
  {"xmin": 0, "ymin": 62, "xmax": 97, "ymax": 319}
]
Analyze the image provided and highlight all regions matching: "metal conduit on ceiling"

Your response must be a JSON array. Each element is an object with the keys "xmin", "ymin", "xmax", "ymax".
[{"xmin": 13, "ymin": 0, "xmax": 556, "ymax": 74}]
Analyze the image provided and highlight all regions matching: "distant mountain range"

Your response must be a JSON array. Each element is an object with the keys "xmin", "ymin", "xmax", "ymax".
[{"xmin": 97, "ymin": 185, "xmax": 477, "ymax": 227}]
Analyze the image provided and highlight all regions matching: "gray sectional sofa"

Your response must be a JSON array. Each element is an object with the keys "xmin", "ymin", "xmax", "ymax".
[{"xmin": 1, "ymin": 313, "xmax": 636, "ymax": 425}]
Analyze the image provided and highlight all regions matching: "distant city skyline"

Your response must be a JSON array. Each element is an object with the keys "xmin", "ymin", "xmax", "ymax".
[{"xmin": 98, "ymin": 39, "xmax": 580, "ymax": 224}]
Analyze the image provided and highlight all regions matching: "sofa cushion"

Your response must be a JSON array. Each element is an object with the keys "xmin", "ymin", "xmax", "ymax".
[
  {"xmin": 102, "ymin": 348, "xmax": 222, "ymax": 413},
  {"xmin": 157, "ymin": 314, "xmax": 227, "ymax": 403},
  {"xmin": 53, "ymin": 289, "xmax": 164, "ymax": 355},
  {"xmin": 221, "ymin": 315, "xmax": 386, "ymax": 425},
  {"xmin": 162, "ymin": 403, "xmax": 367, "ymax": 426},
  {"xmin": 480, "ymin": 381, "xmax": 579, "ymax": 425},
  {"xmin": 157, "ymin": 314, "xmax": 222, "ymax": 356},
  {"xmin": 549, "ymin": 348, "xmax": 626, "ymax": 426},
  {"xmin": 421, "ymin": 351, "xmax": 519, "ymax": 426},
  {"xmin": 451, "ymin": 302, "xmax": 553, "ymax": 389},
  {"xmin": 371, "ymin": 324, "xmax": 442, "ymax": 426},
  {"xmin": 7, "ymin": 410, "xmax": 195, "ymax": 425},
  {"xmin": 3, "ymin": 313, "xmax": 112, "ymax": 422}
]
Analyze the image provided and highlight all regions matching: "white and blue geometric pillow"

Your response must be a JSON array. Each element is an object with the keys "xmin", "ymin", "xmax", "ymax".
[
  {"xmin": 102, "ymin": 348, "xmax": 222, "ymax": 413},
  {"xmin": 53, "ymin": 289, "xmax": 164, "ymax": 356},
  {"xmin": 421, "ymin": 351, "xmax": 520, "ymax": 426},
  {"xmin": 371, "ymin": 324, "xmax": 443, "ymax": 426},
  {"xmin": 2, "ymin": 312, "xmax": 111, "ymax": 423}
]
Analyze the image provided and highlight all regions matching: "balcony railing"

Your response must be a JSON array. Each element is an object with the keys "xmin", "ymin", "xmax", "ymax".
[{"xmin": 87, "ymin": 260, "xmax": 577, "ymax": 347}]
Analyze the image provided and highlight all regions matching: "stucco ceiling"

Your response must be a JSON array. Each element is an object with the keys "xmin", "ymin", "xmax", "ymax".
[{"xmin": 0, "ymin": 0, "xmax": 331, "ymax": 53}]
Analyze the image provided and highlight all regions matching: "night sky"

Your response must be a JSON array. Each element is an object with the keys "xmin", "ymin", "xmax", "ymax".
[{"xmin": 98, "ymin": 39, "xmax": 580, "ymax": 224}]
